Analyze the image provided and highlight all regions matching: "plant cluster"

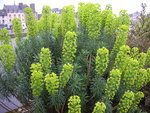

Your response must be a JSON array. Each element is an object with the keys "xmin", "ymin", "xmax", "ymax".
[{"xmin": 0, "ymin": 2, "xmax": 150, "ymax": 113}]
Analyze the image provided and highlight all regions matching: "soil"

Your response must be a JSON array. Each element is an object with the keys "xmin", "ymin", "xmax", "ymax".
[{"xmin": 140, "ymin": 83, "xmax": 150, "ymax": 113}]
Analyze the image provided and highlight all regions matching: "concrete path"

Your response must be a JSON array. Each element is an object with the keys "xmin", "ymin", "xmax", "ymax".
[{"xmin": 0, "ymin": 95, "xmax": 22, "ymax": 113}]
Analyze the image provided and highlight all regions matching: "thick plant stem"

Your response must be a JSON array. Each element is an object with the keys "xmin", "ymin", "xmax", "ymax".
[
  {"xmin": 87, "ymin": 54, "xmax": 92, "ymax": 83},
  {"xmin": 88, "ymin": 94, "xmax": 96, "ymax": 102},
  {"xmin": 112, "ymin": 105, "xmax": 118, "ymax": 111},
  {"xmin": 61, "ymin": 99, "xmax": 66, "ymax": 113},
  {"xmin": 55, "ymin": 107, "xmax": 60, "ymax": 113}
]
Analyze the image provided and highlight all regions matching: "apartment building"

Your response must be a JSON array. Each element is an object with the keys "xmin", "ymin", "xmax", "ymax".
[{"xmin": 0, "ymin": 3, "xmax": 38, "ymax": 30}]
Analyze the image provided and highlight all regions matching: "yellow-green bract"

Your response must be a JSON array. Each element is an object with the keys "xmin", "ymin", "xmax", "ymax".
[
  {"xmin": 105, "ymin": 69, "xmax": 121, "ymax": 100},
  {"xmin": 131, "ymin": 92, "xmax": 144, "ymax": 110},
  {"xmin": 24, "ymin": 7, "xmax": 38, "ymax": 38},
  {"xmin": 147, "ymin": 68, "xmax": 150, "ymax": 82},
  {"xmin": 61, "ymin": 5, "xmax": 76, "ymax": 37},
  {"xmin": 0, "ymin": 29, "xmax": 11, "ymax": 44},
  {"xmin": 12, "ymin": 18, "xmax": 23, "ymax": 45},
  {"xmin": 111, "ymin": 25, "xmax": 129, "ymax": 56},
  {"xmin": 122, "ymin": 58, "xmax": 139, "ymax": 90},
  {"xmin": 118, "ymin": 10, "xmax": 130, "ymax": 27},
  {"xmin": 101, "ymin": 4, "xmax": 112, "ymax": 28},
  {"xmin": 130, "ymin": 47, "xmax": 139, "ymax": 59},
  {"xmin": 134, "ymin": 69, "xmax": 148, "ymax": 90},
  {"xmin": 45, "ymin": 72, "xmax": 59, "ymax": 95},
  {"xmin": 41, "ymin": 5, "xmax": 51, "ymax": 34},
  {"xmin": 114, "ymin": 45, "xmax": 130, "ymax": 72},
  {"xmin": 95, "ymin": 47, "xmax": 109, "ymax": 76},
  {"xmin": 0, "ymin": 29, "xmax": 15, "ymax": 72},
  {"xmin": 60, "ymin": 63, "xmax": 73, "ymax": 88},
  {"xmin": 92, "ymin": 102, "xmax": 106, "ymax": 113},
  {"xmin": 118, "ymin": 90, "xmax": 134, "ymax": 113},
  {"xmin": 39, "ymin": 48, "xmax": 52, "ymax": 74},
  {"xmin": 62, "ymin": 31, "xmax": 77, "ymax": 64},
  {"xmin": 146, "ymin": 48, "xmax": 150, "ymax": 66},
  {"xmin": 30, "ymin": 63, "xmax": 44, "ymax": 97},
  {"xmin": 138, "ymin": 52, "xmax": 147, "ymax": 68},
  {"xmin": 78, "ymin": 3, "xmax": 102, "ymax": 39},
  {"xmin": 0, "ymin": 44, "xmax": 15, "ymax": 72},
  {"xmin": 50, "ymin": 13, "xmax": 61, "ymax": 38},
  {"xmin": 104, "ymin": 13, "xmax": 118, "ymax": 36},
  {"xmin": 68, "ymin": 95, "xmax": 81, "ymax": 113}
]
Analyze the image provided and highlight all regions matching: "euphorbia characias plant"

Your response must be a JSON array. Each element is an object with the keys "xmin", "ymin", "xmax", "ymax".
[
  {"xmin": 68, "ymin": 95, "xmax": 81, "ymax": 113},
  {"xmin": 0, "ymin": 29, "xmax": 11, "ymax": 44},
  {"xmin": 30, "ymin": 63, "xmax": 44, "ymax": 97},
  {"xmin": 95, "ymin": 47, "xmax": 109, "ymax": 76},
  {"xmin": 0, "ymin": 29, "xmax": 15, "ymax": 72},
  {"xmin": 61, "ymin": 5, "xmax": 76, "ymax": 37},
  {"xmin": 105, "ymin": 69, "xmax": 121, "ymax": 100},
  {"xmin": 24, "ymin": 7, "xmax": 38, "ymax": 38},
  {"xmin": 62, "ymin": 31, "xmax": 77, "ymax": 64},
  {"xmin": 92, "ymin": 102, "xmax": 106, "ymax": 113},
  {"xmin": 60, "ymin": 63, "xmax": 73, "ymax": 88},
  {"xmin": 78, "ymin": 3, "xmax": 102, "ymax": 39},
  {"xmin": 113, "ymin": 45, "xmax": 130, "ymax": 72},
  {"xmin": 45, "ymin": 72, "xmax": 59, "ymax": 95},
  {"xmin": 118, "ymin": 90, "xmax": 134, "ymax": 113},
  {"xmin": 12, "ymin": 18, "xmax": 23, "ymax": 45},
  {"xmin": 0, "ymin": 44, "xmax": 15, "ymax": 72},
  {"xmin": 39, "ymin": 47, "xmax": 52, "ymax": 74},
  {"xmin": 0, "ymin": 2, "xmax": 149, "ymax": 113}
]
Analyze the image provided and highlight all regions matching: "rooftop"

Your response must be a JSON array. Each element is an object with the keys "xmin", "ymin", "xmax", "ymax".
[
  {"xmin": 0, "ymin": 3, "xmax": 37, "ymax": 15},
  {"xmin": 0, "ymin": 9, "xmax": 7, "ymax": 16},
  {"xmin": 3, "ymin": 4, "xmax": 28, "ymax": 13}
]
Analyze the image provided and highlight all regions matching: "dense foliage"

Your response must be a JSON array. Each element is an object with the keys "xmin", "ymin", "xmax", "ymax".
[{"xmin": 0, "ymin": 2, "xmax": 150, "ymax": 113}]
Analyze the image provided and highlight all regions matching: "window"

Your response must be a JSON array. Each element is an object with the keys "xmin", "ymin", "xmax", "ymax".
[
  {"xmin": 9, "ymin": 19, "xmax": 11, "ymax": 22},
  {"xmin": 14, "ymin": 14, "xmax": 16, "ymax": 17},
  {"xmin": 2, "ymin": 20, "xmax": 4, "ymax": 24},
  {"xmin": 18, "ymin": 14, "xmax": 20, "ymax": 17},
  {"xmin": 0, "ymin": 20, "xmax": 1, "ymax": 24},
  {"xmin": 9, "ymin": 14, "xmax": 11, "ymax": 17},
  {"xmin": 2, "ymin": 15, "xmax": 4, "ymax": 18}
]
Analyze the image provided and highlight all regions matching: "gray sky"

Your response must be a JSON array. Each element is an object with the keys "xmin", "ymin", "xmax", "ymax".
[{"xmin": 0, "ymin": 0, "xmax": 150, "ymax": 14}]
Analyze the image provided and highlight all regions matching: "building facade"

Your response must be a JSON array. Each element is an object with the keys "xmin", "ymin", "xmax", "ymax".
[
  {"xmin": 0, "ymin": 3, "xmax": 37, "ymax": 30},
  {"xmin": 52, "ymin": 8, "xmax": 62, "ymax": 14}
]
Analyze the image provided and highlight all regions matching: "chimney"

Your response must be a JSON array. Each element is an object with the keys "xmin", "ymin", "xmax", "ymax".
[
  {"xmin": 19, "ymin": 3, "xmax": 23, "ymax": 9},
  {"xmin": 30, "ymin": 3, "xmax": 35, "ymax": 12}
]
